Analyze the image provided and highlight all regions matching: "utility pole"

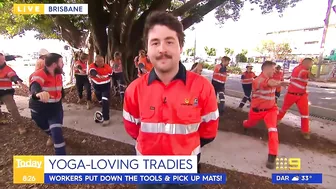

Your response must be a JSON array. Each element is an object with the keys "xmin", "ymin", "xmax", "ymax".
[{"xmin": 316, "ymin": 0, "xmax": 334, "ymax": 78}]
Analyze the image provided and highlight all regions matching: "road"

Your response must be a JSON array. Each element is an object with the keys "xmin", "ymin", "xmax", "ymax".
[
  {"xmin": 199, "ymin": 69, "xmax": 336, "ymax": 120},
  {"xmin": 225, "ymin": 75, "xmax": 336, "ymax": 110}
]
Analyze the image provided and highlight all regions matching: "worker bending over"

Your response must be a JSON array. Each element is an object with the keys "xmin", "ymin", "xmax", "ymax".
[
  {"xmin": 277, "ymin": 58, "xmax": 313, "ymax": 139},
  {"xmin": 243, "ymin": 61, "xmax": 288, "ymax": 169},
  {"xmin": 0, "ymin": 53, "xmax": 27, "ymax": 134},
  {"xmin": 89, "ymin": 55, "xmax": 112, "ymax": 126},
  {"xmin": 134, "ymin": 50, "xmax": 153, "ymax": 77},
  {"xmin": 29, "ymin": 53, "xmax": 66, "ymax": 155}
]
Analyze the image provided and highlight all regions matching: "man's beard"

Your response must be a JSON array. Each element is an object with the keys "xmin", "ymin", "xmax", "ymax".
[{"xmin": 54, "ymin": 66, "xmax": 63, "ymax": 74}]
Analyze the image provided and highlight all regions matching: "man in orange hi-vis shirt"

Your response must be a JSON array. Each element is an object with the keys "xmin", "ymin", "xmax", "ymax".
[
  {"xmin": 277, "ymin": 58, "xmax": 313, "ymax": 140},
  {"xmin": 243, "ymin": 61, "xmax": 289, "ymax": 169},
  {"xmin": 272, "ymin": 65, "xmax": 284, "ymax": 103},
  {"xmin": 212, "ymin": 56, "xmax": 230, "ymax": 115},
  {"xmin": 123, "ymin": 11, "xmax": 219, "ymax": 189},
  {"xmin": 35, "ymin": 48, "xmax": 49, "ymax": 71}
]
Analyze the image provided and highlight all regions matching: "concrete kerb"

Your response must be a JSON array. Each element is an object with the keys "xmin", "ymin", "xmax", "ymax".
[{"xmin": 3, "ymin": 96, "xmax": 336, "ymax": 189}]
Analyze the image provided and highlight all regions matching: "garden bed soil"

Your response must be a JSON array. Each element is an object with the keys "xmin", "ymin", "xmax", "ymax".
[
  {"xmin": 0, "ymin": 114, "xmax": 316, "ymax": 189},
  {"xmin": 57, "ymin": 86, "xmax": 336, "ymax": 155}
]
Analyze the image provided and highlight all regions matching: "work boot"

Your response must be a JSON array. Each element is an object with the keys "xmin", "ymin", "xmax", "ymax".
[
  {"xmin": 266, "ymin": 154, "xmax": 276, "ymax": 169},
  {"xmin": 46, "ymin": 136, "xmax": 53, "ymax": 147},
  {"xmin": 86, "ymin": 101, "xmax": 92, "ymax": 110},
  {"xmin": 102, "ymin": 120, "xmax": 110, "ymax": 127},
  {"xmin": 18, "ymin": 127, "xmax": 27, "ymax": 135},
  {"xmin": 302, "ymin": 133, "xmax": 310, "ymax": 140}
]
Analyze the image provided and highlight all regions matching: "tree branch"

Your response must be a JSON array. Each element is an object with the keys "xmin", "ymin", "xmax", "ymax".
[
  {"xmin": 129, "ymin": 0, "xmax": 172, "ymax": 47},
  {"xmin": 53, "ymin": 16, "xmax": 83, "ymax": 48},
  {"xmin": 121, "ymin": 0, "xmax": 142, "ymax": 46},
  {"xmin": 172, "ymin": 0, "xmax": 203, "ymax": 17},
  {"xmin": 87, "ymin": 0, "xmax": 109, "ymax": 56},
  {"xmin": 181, "ymin": 0, "xmax": 226, "ymax": 30}
]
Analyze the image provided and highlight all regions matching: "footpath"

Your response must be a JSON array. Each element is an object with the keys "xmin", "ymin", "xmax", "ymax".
[{"xmin": 4, "ymin": 95, "xmax": 336, "ymax": 189}]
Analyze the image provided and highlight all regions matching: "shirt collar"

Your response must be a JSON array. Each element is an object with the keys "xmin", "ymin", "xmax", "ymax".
[{"xmin": 148, "ymin": 62, "xmax": 187, "ymax": 85}]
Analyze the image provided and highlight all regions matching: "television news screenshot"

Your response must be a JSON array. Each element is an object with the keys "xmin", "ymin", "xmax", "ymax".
[{"xmin": 1, "ymin": 1, "xmax": 335, "ymax": 189}]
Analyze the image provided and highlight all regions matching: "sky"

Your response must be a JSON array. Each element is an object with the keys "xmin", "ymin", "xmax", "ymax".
[
  {"xmin": 183, "ymin": 0, "xmax": 336, "ymax": 56},
  {"xmin": 0, "ymin": 0, "xmax": 335, "ymax": 57}
]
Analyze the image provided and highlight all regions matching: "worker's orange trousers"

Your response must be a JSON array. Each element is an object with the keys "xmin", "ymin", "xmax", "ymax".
[
  {"xmin": 277, "ymin": 93, "xmax": 309, "ymax": 133},
  {"xmin": 243, "ymin": 106, "xmax": 279, "ymax": 155}
]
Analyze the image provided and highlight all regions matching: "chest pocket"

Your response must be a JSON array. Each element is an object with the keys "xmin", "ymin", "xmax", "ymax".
[
  {"xmin": 176, "ymin": 106, "xmax": 201, "ymax": 123},
  {"xmin": 140, "ymin": 106, "xmax": 156, "ymax": 121}
]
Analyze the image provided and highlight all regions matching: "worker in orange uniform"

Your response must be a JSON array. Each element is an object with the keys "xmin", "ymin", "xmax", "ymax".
[
  {"xmin": 29, "ymin": 53, "xmax": 66, "ymax": 154},
  {"xmin": 0, "ymin": 53, "xmax": 27, "ymax": 134},
  {"xmin": 134, "ymin": 49, "xmax": 153, "ymax": 77},
  {"xmin": 35, "ymin": 48, "xmax": 49, "ymax": 71},
  {"xmin": 190, "ymin": 62, "xmax": 203, "ymax": 75},
  {"xmin": 243, "ymin": 61, "xmax": 289, "ymax": 169},
  {"xmin": 277, "ymin": 58, "xmax": 313, "ymax": 140},
  {"xmin": 212, "ymin": 56, "xmax": 230, "ymax": 115},
  {"xmin": 238, "ymin": 64, "xmax": 256, "ymax": 109},
  {"xmin": 74, "ymin": 53, "xmax": 92, "ymax": 109},
  {"xmin": 89, "ymin": 55, "xmax": 113, "ymax": 126},
  {"xmin": 123, "ymin": 11, "xmax": 219, "ymax": 189},
  {"xmin": 272, "ymin": 65, "xmax": 284, "ymax": 103},
  {"xmin": 110, "ymin": 51, "xmax": 125, "ymax": 100}
]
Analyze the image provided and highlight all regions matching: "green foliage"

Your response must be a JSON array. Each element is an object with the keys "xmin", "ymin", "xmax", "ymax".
[
  {"xmin": 185, "ymin": 48, "xmax": 195, "ymax": 56},
  {"xmin": 227, "ymin": 66, "xmax": 242, "ymax": 74},
  {"xmin": 248, "ymin": 57, "xmax": 255, "ymax": 63},
  {"xmin": 202, "ymin": 62, "xmax": 210, "ymax": 69},
  {"xmin": 241, "ymin": 49, "xmax": 248, "ymax": 56},
  {"xmin": 256, "ymin": 40, "xmax": 292, "ymax": 59},
  {"xmin": 224, "ymin": 47, "xmax": 234, "ymax": 56},
  {"xmin": 207, "ymin": 63, "xmax": 215, "ymax": 70},
  {"xmin": 236, "ymin": 53, "xmax": 247, "ymax": 63},
  {"xmin": 0, "ymin": 0, "xmax": 88, "ymax": 43},
  {"xmin": 204, "ymin": 46, "xmax": 216, "ymax": 56},
  {"xmin": 215, "ymin": 0, "xmax": 303, "ymax": 25}
]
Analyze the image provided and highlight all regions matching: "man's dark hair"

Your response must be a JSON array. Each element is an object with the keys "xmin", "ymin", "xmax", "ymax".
[
  {"xmin": 45, "ymin": 53, "xmax": 62, "ymax": 67},
  {"xmin": 222, "ymin": 56, "xmax": 231, "ymax": 62},
  {"xmin": 143, "ymin": 11, "xmax": 185, "ymax": 48},
  {"xmin": 191, "ymin": 63, "xmax": 198, "ymax": 70},
  {"xmin": 261, "ymin": 61, "xmax": 276, "ymax": 70}
]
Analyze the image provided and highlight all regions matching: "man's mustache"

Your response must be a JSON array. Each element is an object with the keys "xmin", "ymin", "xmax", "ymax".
[{"xmin": 156, "ymin": 54, "xmax": 172, "ymax": 60}]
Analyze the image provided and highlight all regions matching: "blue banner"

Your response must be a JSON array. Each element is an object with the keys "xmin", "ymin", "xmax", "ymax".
[
  {"xmin": 44, "ymin": 173, "xmax": 227, "ymax": 184},
  {"xmin": 272, "ymin": 173, "xmax": 322, "ymax": 184}
]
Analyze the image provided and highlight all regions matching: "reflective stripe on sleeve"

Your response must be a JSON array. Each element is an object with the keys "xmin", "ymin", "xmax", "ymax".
[
  {"xmin": 31, "ymin": 76, "xmax": 45, "ymax": 83},
  {"xmin": 123, "ymin": 109, "xmax": 140, "ymax": 125},
  {"xmin": 268, "ymin": 128, "xmax": 278, "ymax": 132}
]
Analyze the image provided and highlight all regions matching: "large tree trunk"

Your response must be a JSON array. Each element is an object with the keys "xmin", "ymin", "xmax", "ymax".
[{"xmin": 87, "ymin": 0, "xmax": 226, "ymax": 83}]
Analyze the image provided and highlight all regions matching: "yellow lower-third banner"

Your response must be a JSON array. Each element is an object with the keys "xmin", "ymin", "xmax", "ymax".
[{"xmin": 13, "ymin": 155, "xmax": 45, "ymax": 184}]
